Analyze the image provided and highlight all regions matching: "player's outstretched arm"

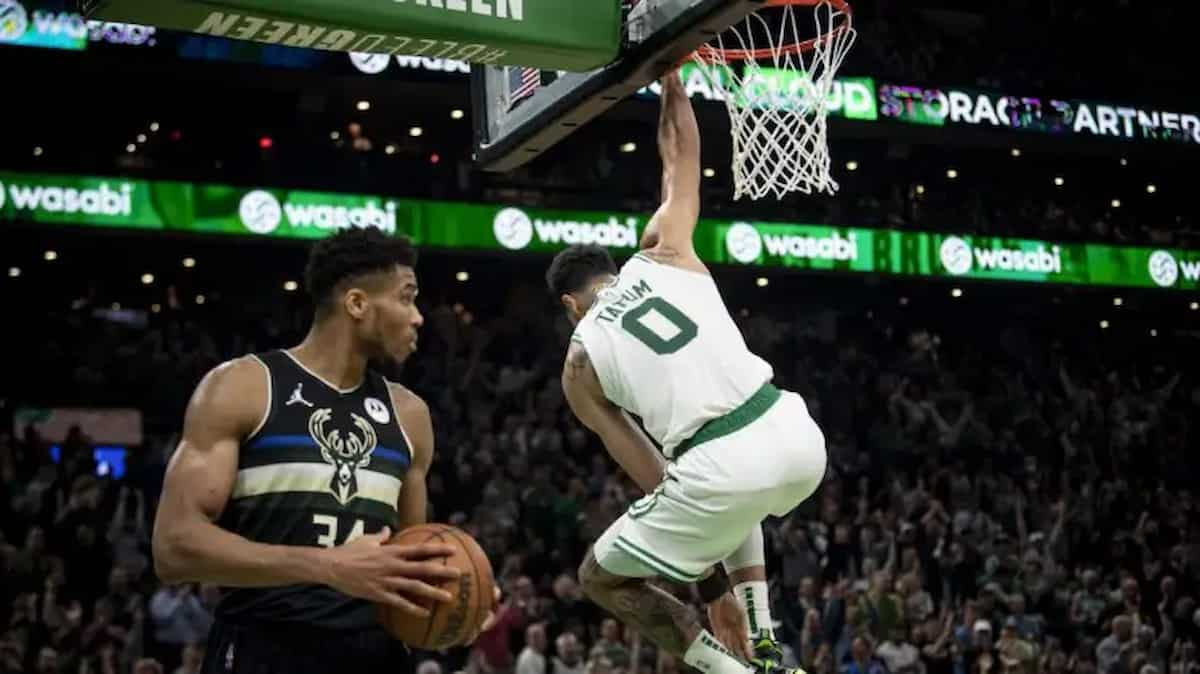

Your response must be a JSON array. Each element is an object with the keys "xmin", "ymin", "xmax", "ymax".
[
  {"xmin": 561, "ymin": 343, "xmax": 666, "ymax": 493},
  {"xmin": 640, "ymin": 71, "xmax": 703, "ymax": 265},
  {"xmin": 152, "ymin": 359, "xmax": 459, "ymax": 617}
]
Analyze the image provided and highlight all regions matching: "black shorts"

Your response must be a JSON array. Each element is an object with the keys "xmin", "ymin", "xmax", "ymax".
[{"xmin": 201, "ymin": 619, "xmax": 411, "ymax": 674}]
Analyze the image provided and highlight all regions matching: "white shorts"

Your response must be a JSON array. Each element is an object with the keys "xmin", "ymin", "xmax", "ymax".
[{"xmin": 593, "ymin": 385, "xmax": 826, "ymax": 582}]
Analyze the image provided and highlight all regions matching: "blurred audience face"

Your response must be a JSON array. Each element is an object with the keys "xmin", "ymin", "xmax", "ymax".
[
  {"xmin": 1009, "ymin": 594, "xmax": 1026, "ymax": 615},
  {"xmin": 554, "ymin": 574, "xmax": 581, "ymax": 601},
  {"xmin": 557, "ymin": 633, "xmax": 581, "ymax": 665},
  {"xmin": 515, "ymin": 576, "xmax": 535, "ymax": 602},
  {"xmin": 601, "ymin": 619, "xmax": 620, "ymax": 642},
  {"xmin": 851, "ymin": 637, "xmax": 869, "ymax": 662},
  {"xmin": 1112, "ymin": 616, "xmax": 1133, "ymax": 642},
  {"xmin": 526, "ymin": 623, "xmax": 547, "ymax": 653},
  {"xmin": 974, "ymin": 625, "xmax": 994, "ymax": 649},
  {"xmin": 800, "ymin": 577, "xmax": 816, "ymax": 601},
  {"xmin": 1122, "ymin": 578, "xmax": 1140, "ymax": 605}
]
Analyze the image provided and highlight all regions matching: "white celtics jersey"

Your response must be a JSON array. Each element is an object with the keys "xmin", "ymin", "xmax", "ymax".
[{"xmin": 573, "ymin": 253, "xmax": 773, "ymax": 457}]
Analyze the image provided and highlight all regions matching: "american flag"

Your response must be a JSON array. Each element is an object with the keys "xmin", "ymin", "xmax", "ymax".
[{"xmin": 508, "ymin": 67, "xmax": 541, "ymax": 106}]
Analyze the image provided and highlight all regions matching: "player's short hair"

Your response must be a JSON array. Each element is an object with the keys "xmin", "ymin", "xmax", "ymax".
[
  {"xmin": 545, "ymin": 244, "xmax": 617, "ymax": 298},
  {"xmin": 305, "ymin": 229, "xmax": 417, "ymax": 317}
]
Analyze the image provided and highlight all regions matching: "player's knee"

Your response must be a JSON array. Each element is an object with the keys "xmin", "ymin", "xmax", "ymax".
[{"xmin": 578, "ymin": 548, "xmax": 618, "ymax": 599}]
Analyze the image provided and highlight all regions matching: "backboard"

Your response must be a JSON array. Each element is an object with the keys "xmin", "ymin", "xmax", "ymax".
[
  {"xmin": 76, "ymin": 0, "xmax": 623, "ymax": 70},
  {"xmin": 472, "ymin": 0, "xmax": 776, "ymax": 172}
]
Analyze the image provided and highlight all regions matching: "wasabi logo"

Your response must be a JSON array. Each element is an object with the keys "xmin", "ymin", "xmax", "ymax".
[
  {"xmin": 762, "ymin": 231, "xmax": 858, "ymax": 261},
  {"xmin": 726, "ymin": 222, "xmax": 858, "ymax": 264},
  {"xmin": 1147, "ymin": 250, "xmax": 1179, "ymax": 287},
  {"xmin": 940, "ymin": 237, "xmax": 974, "ymax": 275},
  {"xmin": 239, "ymin": 190, "xmax": 398, "ymax": 236},
  {"xmin": 239, "ymin": 190, "xmax": 282, "ymax": 234},
  {"xmin": 348, "ymin": 52, "xmax": 391, "ymax": 74},
  {"xmin": 3, "ymin": 180, "xmax": 132, "ymax": 216},
  {"xmin": 494, "ymin": 207, "xmax": 639, "ymax": 249},
  {"xmin": 940, "ymin": 236, "xmax": 1063, "ymax": 276},
  {"xmin": 725, "ymin": 222, "xmax": 763, "ymax": 263},
  {"xmin": 493, "ymin": 207, "xmax": 533, "ymax": 250},
  {"xmin": 0, "ymin": 0, "xmax": 29, "ymax": 42}
]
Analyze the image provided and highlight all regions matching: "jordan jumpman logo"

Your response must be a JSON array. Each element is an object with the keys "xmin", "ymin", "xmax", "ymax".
[{"xmin": 286, "ymin": 382, "xmax": 313, "ymax": 408}]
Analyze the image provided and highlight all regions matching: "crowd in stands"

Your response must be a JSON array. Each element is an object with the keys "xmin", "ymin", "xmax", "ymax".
[
  {"xmin": 2, "ymin": 4, "xmax": 1197, "ymax": 671},
  {"xmin": 2, "ymin": 265, "xmax": 1197, "ymax": 674}
]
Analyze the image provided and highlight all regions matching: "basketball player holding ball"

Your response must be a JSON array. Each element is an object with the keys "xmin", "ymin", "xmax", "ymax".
[
  {"xmin": 548, "ymin": 73, "xmax": 827, "ymax": 674},
  {"xmin": 153, "ymin": 230, "xmax": 490, "ymax": 673}
]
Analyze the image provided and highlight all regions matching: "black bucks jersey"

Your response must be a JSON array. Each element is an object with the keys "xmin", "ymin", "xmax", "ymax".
[{"xmin": 215, "ymin": 350, "xmax": 412, "ymax": 630}]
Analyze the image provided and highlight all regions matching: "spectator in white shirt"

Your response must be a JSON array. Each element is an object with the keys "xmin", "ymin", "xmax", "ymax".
[
  {"xmin": 517, "ymin": 623, "xmax": 549, "ymax": 674},
  {"xmin": 554, "ymin": 632, "xmax": 586, "ymax": 674}
]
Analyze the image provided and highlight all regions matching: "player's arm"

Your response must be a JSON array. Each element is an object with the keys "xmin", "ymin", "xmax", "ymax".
[
  {"xmin": 392, "ymin": 381, "xmax": 502, "ymax": 641},
  {"xmin": 153, "ymin": 357, "xmax": 331, "ymax": 587},
  {"xmin": 561, "ymin": 342, "xmax": 666, "ymax": 493},
  {"xmin": 152, "ymin": 358, "xmax": 458, "ymax": 615},
  {"xmin": 389, "ymin": 383, "xmax": 433, "ymax": 531},
  {"xmin": 640, "ymin": 72, "xmax": 703, "ymax": 265}
]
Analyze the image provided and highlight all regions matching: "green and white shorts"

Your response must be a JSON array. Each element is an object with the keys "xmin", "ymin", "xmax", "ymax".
[{"xmin": 593, "ymin": 383, "xmax": 827, "ymax": 582}]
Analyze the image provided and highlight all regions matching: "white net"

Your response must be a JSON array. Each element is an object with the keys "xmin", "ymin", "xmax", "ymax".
[{"xmin": 693, "ymin": 1, "xmax": 856, "ymax": 200}]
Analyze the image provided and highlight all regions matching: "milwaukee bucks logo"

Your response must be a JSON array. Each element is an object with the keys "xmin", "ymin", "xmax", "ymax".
[{"xmin": 308, "ymin": 408, "xmax": 378, "ymax": 505}]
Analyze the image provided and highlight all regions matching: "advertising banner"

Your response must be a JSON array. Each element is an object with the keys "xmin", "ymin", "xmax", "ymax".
[
  {"xmin": 877, "ymin": 83, "xmax": 1200, "ymax": 146},
  {"xmin": 3, "ymin": 171, "xmax": 1198, "ymax": 291}
]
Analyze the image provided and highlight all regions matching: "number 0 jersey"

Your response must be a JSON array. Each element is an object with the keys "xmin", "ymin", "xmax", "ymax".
[{"xmin": 572, "ymin": 253, "xmax": 773, "ymax": 458}]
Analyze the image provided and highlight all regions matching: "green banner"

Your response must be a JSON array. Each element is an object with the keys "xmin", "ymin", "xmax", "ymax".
[
  {"xmin": 639, "ymin": 66, "xmax": 878, "ymax": 122},
  {"xmin": 3, "ymin": 171, "xmax": 1198, "ymax": 291},
  {"xmin": 79, "ymin": 0, "xmax": 620, "ymax": 70}
]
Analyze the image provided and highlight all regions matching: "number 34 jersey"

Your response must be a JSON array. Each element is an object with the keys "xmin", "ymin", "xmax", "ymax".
[
  {"xmin": 216, "ymin": 349, "xmax": 413, "ymax": 630},
  {"xmin": 572, "ymin": 253, "xmax": 773, "ymax": 458}
]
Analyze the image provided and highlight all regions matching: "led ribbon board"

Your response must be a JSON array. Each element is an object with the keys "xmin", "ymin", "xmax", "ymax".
[{"xmin": 3, "ymin": 171, "xmax": 1197, "ymax": 290}]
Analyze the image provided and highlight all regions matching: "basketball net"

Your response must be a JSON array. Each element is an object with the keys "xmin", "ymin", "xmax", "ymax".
[{"xmin": 693, "ymin": 1, "xmax": 856, "ymax": 200}]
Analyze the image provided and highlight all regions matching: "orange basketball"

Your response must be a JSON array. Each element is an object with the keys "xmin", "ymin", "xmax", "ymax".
[{"xmin": 376, "ymin": 524, "xmax": 496, "ymax": 650}]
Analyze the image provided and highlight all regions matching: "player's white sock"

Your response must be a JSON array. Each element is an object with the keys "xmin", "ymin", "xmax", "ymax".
[
  {"xmin": 733, "ymin": 580, "xmax": 775, "ymax": 640},
  {"xmin": 684, "ymin": 630, "xmax": 753, "ymax": 674}
]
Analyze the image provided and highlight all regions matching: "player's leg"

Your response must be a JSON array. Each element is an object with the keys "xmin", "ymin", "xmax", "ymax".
[
  {"xmin": 723, "ymin": 525, "xmax": 784, "ymax": 668},
  {"xmin": 579, "ymin": 516, "xmax": 754, "ymax": 674},
  {"xmin": 716, "ymin": 388, "xmax": 828, "ymax": 670}
]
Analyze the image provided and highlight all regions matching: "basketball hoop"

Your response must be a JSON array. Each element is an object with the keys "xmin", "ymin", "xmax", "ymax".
[{"xmin": 692, "ymin": 0, "xmax": 855, "ymax": 200}]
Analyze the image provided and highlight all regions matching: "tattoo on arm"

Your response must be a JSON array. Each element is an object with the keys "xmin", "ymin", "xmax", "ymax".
[
  {"xmin": 565, "ymin": 343, "xmax": 590, "ymax": 381},
  {"xmin": 579, "ymin": 551, "xmax": 701, "ymax": 657}
]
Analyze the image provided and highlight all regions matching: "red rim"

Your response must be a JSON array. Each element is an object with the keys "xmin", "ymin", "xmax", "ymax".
[{"xmin": 692, "ymin": 0, "xmax": 853, "ymax": 63}]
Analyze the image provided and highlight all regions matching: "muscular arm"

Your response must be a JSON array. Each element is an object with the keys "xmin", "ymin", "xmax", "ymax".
[
  {"xmin": 390, "ymin": 383, "xmax": 434, "ymax": 531},
  {"xmin": 561, "ymin": 342, "xmax": 666, "ymax": 493},
  {"xmin": 640, "ymin": 72, "xmax": 705, "ymax": 274},
  {"xmin": 152, "ymin": 357, "xmax": 332, "ymax": 587}
]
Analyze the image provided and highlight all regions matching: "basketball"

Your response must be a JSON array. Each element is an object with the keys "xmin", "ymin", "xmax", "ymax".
[{"xmin": 376, "ymin": 524, "xmax": 496, "ymax": 650}]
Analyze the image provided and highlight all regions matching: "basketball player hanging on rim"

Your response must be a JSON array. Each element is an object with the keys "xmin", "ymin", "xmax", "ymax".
[
  {"xmin": 152, "ymin": 230, "xmax": 485, "ymax": 673},
  {"xmin": 548, "ymin": 72, "xmax": 827, "ymax": 674}
]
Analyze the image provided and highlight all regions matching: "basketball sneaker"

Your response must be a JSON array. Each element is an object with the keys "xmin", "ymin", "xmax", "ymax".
[{"xmin": 750, "ymin": 633, "xmax": 785, "ymax": 673}]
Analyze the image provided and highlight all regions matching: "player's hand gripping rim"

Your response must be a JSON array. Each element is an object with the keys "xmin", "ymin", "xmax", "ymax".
[{"xmin": 326, "ymin": 527, "xmax": 461, "ymax": 618}]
